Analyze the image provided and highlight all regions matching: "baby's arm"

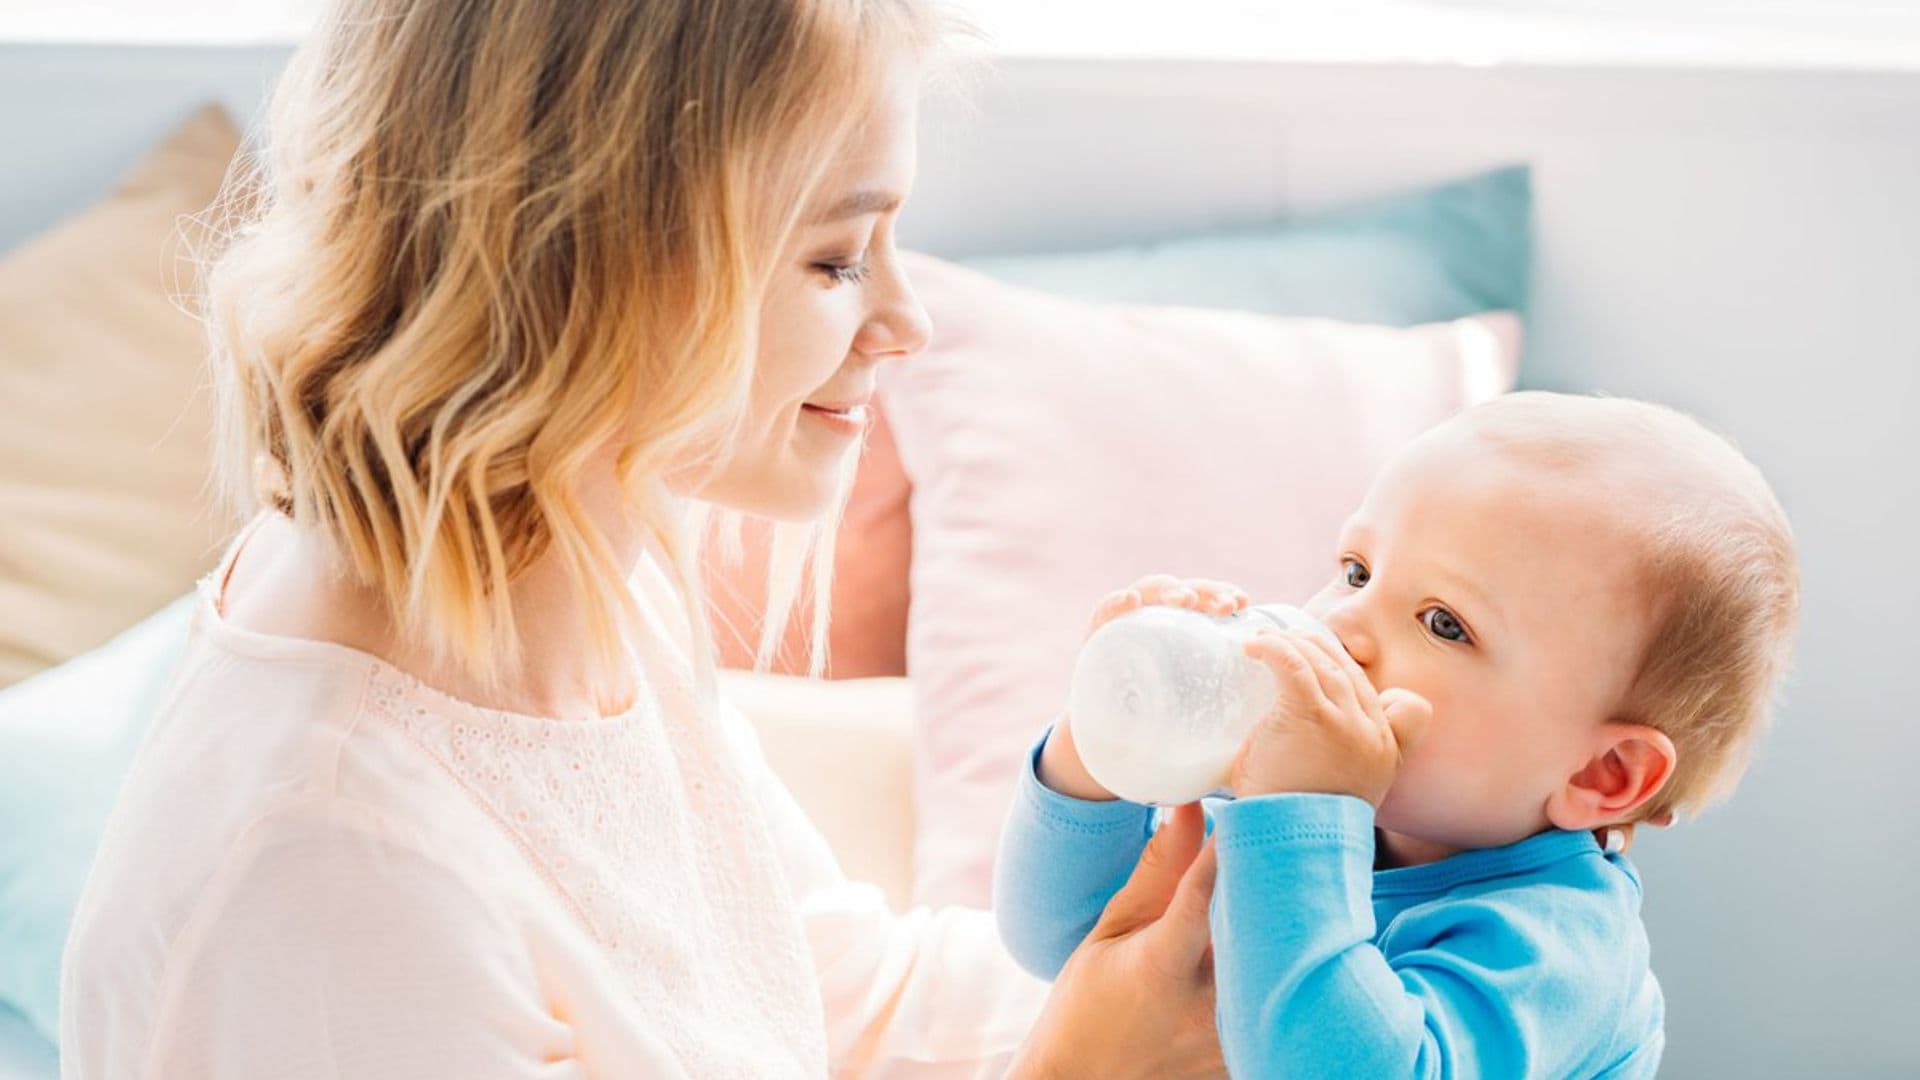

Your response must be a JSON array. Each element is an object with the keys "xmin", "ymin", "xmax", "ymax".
[
  {"xmin": 991, "ymin": 728, "xmax": 1158, "ymax": 978},
  {"xmin": 1210, "ymin": 794, "xmax": 1662, "ymax": 1078},
  {"xmin": 993, "ymin": 575, "xmax": 1246, "ymax": 978}
]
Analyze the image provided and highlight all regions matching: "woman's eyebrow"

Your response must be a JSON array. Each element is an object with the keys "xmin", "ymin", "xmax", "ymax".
[{"xmin": 811, "ymin": 188, "xmax": 901, "ymax": 224}]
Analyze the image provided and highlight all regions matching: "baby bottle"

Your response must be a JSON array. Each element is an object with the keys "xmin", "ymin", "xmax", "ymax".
[{"xmin": 1067, "ymin": 603, "xmax": 1337, "ymax": 805}]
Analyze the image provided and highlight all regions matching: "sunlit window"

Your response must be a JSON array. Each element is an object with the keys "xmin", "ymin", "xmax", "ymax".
[{"xmin": 0, "ymin": 0, "xmax": 1915, "ymax": 69}]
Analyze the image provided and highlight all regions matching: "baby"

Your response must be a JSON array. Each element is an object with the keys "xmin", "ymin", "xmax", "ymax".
[{"xmin": 994, "ymin": 391, "xmax": 1799, "ymax": 1078}]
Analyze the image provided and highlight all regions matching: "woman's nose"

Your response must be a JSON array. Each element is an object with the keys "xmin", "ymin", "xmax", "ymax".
[{"xmin": 855, "ymin": 256, "xmax": 932, "ymax": 361}]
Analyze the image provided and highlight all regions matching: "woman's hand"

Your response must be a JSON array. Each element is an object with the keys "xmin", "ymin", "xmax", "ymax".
[{"xmin": 1005, "ymin": 803, "xmax": 1226, "ymax": 1080}]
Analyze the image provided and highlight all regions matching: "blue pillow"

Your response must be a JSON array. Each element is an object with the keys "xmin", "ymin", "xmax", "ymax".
[
  {"xmin": 0, "ymin": 594, "xmax": 196, "ymax": 1045},
  {"xmin": 961, "ymin": 165, "xmax": 1530, "ymax": 326},
  {"xmin": 0, "ymin": 998, "xmax": 56, "ymax": 1078}
]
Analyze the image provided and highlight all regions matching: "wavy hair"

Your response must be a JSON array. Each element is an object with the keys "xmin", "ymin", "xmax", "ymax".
[{"xmin": 201, "ymin": 0, "xmax": 969, "ymax": 705}]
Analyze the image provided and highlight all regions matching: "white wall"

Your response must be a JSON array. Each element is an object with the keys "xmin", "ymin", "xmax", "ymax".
[{"xmin": 3, "ymin": 45, "xmax": 1916, "ymax": 1077}]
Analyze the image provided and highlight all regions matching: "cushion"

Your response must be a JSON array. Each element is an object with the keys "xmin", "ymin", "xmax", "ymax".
[
  {"xmin": 718, "ymin": 670, "xmax": 916, "ymax": 910},
  {"xmin": 0, "ymin": 103, "xmax": 241, "ymax": 689},
  {"xmin": 882, "ymin": 253, "xmax": 1522, "ymax": 905},
  {"xmin": 702, "ymin": 167, "xmax": 1531, "ymax": 677},
  {"xmin": 0, "ymin": 999, "xmax": 55, "ymax": 1077},
  {"xmin": 0, "ymin": 594, "xmax": 196, "ymax": 1043},
  {"xmin": 963, "ymin": 164, "xmax": 1530, "ymax": 326}
]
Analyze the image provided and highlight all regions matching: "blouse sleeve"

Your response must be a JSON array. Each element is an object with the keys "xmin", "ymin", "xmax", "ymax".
[
  {"xmin": 718, "ymin": 698, "xmax": 1052, "ymax": 1080},
  {"xmin": 139, "ymin": 797, "xmax": 688, "ymax": 1079}
]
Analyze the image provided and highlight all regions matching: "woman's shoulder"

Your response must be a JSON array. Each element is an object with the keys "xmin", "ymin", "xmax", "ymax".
[
  {"xmin": 65, "ymin": 644, "xmax": 563, "ymax": 991},
  {"xmin": 61, "ymin": 784, "xmax": 571, "ymax": 1078},
  {"xmin": 77, "ymin": 606, "xmax": 545, "ymax": 951},
  {"xmin": 145, "ymin": 597, "xmax": 406, "ymax": 811}
]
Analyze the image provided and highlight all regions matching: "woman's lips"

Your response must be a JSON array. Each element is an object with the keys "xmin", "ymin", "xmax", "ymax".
[
  {"xmin": 803, "ymin": 398, "xmax": 868, "ymax": 414},
  {"xmin": 801, "ymin": 402, "xmax": 870, "ymax": 432}
]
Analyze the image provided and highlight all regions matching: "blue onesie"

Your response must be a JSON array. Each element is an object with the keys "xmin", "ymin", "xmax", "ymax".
[{"xmin": 995, "ymin": 733, "xmax": 1665, "ymax": 1078}]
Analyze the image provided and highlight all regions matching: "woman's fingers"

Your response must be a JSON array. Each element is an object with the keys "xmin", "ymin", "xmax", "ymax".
[
  {"xmin": 1092, "ymin": 801, "xmax": 1206, "ymax": 939},
  {"xmin": 1144, "ymin": 831, "xmax": 1218, "ymax": 975}
]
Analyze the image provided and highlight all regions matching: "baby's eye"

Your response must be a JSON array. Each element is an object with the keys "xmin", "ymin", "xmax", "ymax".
[
  {"xmin": 1342, "ymin": 559, "xmax": 1370, "ymax": 588},
  {"xmin": 1420, "ymin": 607, "xmax": 1471, "ymax": 644}
]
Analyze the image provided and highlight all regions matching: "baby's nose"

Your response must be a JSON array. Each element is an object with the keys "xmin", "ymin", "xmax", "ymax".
[{"xmin": 1328, "ymin": 620, "xmax": 1377, "ymax": 667}]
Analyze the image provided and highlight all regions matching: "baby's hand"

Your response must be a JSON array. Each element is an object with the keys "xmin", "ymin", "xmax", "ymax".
[
  {"xmin": 1085, "ymin": 574, "xmax": 1250, "ymax": 630},
  {"xmin": 1229, "ymin": 630, "xmax": 1432, "ymax": 806},
  {"xmin": 1040, "ymin": 575, "xmax": 1252, "ymax": 801}
]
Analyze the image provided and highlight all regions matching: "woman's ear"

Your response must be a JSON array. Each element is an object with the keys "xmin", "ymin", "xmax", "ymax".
[{"xmin": 1545, "ymin": 723, "xmax": 1677, "ymax": 832}]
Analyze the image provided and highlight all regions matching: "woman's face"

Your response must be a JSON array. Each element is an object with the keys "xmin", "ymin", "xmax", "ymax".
[{"xmin": 693, "ymin": 74, "xmax": 930, "ymax": 521}]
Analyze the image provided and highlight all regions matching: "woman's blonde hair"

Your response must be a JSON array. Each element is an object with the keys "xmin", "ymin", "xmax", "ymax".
[
  {"xmin": 201, "ymin": 0, "xmax": 969, "ymax": 707},
  {"xmin": 1465, "ymin": 392, "xmax": 1800, "ymax": 822}
]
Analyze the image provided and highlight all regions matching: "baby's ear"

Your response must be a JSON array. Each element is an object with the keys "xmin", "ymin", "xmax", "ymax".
[{"xmin": 1545, "ymin": 723, "xmax": 1677, "ymax": 833}]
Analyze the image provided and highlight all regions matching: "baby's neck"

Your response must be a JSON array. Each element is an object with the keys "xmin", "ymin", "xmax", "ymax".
[{"xmin": 1374, "ymin": 828, "xmax": 1463, "ymax": 870}]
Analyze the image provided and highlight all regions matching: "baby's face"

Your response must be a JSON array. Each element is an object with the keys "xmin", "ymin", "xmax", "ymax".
[{"xmin": 1302, "ymin": 423, "xmax": 1656, "ymax": 858}]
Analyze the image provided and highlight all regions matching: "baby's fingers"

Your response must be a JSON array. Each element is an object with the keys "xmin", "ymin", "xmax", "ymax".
[
  {"xmin": 1097, "ymin": 577, "xmax": 1248, "ymax": 634},
  {"xmin": 1088, "ymin": 588, "xmax": 1146, "ymax": 633},
  {"xmin": 1134, "ymin": 574, "xmax": 1248, "ymax": 615},
  {"xmin": 1129, "ymin": 574, "xmax": 1204, "ymax": 610},
  {"xmin": 1378, "ymin": 688, "xmax": 1433, "ymax": 755},
  {"xmin": 1185, "ymin": 578, "xmax": 1250, "ymax": 616},
  {"xmin": 1295, "ymin": 633, "xmax": 1381, "ymax": 724},
  {"xmin": 1243, "ymin": 633, "xmax": 1336, "ymax": 717}
]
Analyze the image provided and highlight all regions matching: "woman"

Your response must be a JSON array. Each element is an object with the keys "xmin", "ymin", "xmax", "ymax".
[{"xmin": 59, "ymin": 1, "xmax": 1224, "ymax": 1076}]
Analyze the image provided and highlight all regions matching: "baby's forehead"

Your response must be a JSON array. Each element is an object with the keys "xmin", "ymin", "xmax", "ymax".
[
  {"xmin": 1364, "ymin": 431, "xmax": 1663, "ymax": 593},
  {"xmin": 1386, "ymin": 409, "xmax": 1710, "ymax": 516},
  {"xmin": 1357, "ymin": 391, "xmax": 1783, "ymax": 641}
]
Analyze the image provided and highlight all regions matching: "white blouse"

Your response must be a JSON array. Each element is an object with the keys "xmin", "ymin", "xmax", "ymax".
[{"xmin": 59, "ymin": 520, "xmax": 1047, "ymax": 1078}]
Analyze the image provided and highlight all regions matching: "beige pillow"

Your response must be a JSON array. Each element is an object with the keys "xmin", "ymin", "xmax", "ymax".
[
  {"xmin": 719, "ymin": 670, "xmax": 916, "ymax": 910},
  {"xmin": 0, "ymin": 104, "xmax": 241, "ymax": 688}
]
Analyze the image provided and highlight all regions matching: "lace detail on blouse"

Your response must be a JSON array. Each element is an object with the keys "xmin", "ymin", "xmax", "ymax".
[{"xmin": 364, "ymin": 662, "xmax": 828, "ymax": 1078}]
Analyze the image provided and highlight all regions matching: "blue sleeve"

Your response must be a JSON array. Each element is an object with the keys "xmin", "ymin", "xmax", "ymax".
[
  {"xmin": 1211, "ymin": 795, "xmax": 1654, "ymax": 1079},
  {"xmin": 990, "ymin": 729, "xmax": 1156, "ymax": 979}
]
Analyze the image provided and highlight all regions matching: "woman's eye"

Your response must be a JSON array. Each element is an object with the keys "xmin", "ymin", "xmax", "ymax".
[
  {"xmin": 1421, "ymin": 607, "xmax": 1471, "ymax": 644},
  {"xmin": 1342, "ymin": 559, "xmax": 1370, "ymax": 588},
  {"xmin": 815, "ymin": 258, "xmax": 872, "ymax": 286}
]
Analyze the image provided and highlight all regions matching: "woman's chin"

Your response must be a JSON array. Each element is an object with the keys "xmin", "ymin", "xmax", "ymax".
[
  {"xmin": 680, "ymin": 444, "xmax": 850, "ymax": 522},
  {"xmin": 711, "ymin": 471, "xmax": 840, "ymax": 523}
]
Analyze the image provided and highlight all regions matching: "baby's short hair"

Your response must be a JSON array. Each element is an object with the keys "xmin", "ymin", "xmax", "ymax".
[{"xmin": 1462, "ymin": 392, "xmax": 1800, "ymax": 821}]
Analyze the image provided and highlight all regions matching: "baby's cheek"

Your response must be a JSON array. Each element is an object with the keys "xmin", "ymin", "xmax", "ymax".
[{"xmin": 1376, "ymin": 757, "xmax": 1469, "ymax": 833}]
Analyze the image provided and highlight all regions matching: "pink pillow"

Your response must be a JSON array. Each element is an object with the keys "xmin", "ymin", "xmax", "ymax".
[{"xmin": 882, "ymin": 252, "xmax": 1521, "ymax": 906}]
